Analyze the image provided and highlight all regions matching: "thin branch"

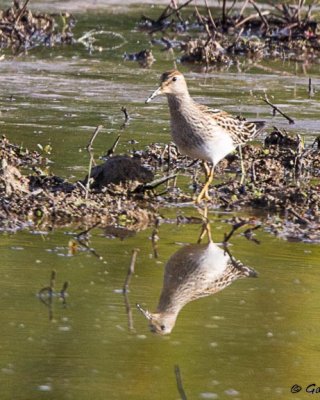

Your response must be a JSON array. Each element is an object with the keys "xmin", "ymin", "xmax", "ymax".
[
  {"xmin": 263, "ymin": 94, "xmax": 295, "ymax": 124},
  {"xmin": 234, "ymin": 10, "xmax": 270, "ymax": 28},
  {"xmin": 248, "ymin": 0, "xmax": 269, "ymax": 30},
  {"xmin": 86, "ymin": 125, "xmax": 103, "ymax": 152},
  {"xmin": 104, "ymin": 134, "xmax": 121, "ymax": 158},
  {"xmin": 287, "ymin": 207, "xmax": 310, "ymax": 225},
  {"xmin": 15, "ymin": 0, "xmax": 31, "ymax": 25},
  {"xmin": 204, "ymin": 0, "xmax": 217, "ymax": 30},
  {"xmin": 239, "ymin": 0, "xmax": 250, "ymax": 18},
  {"xmin": 85, "ymin": 125, "xmax": 103, "ymax": 199},
  {"xmin": 158, "ymin": 0, "xmax": 194, "ymax": 23}
]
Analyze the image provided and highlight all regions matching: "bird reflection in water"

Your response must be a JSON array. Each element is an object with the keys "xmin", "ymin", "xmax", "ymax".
[{"xmin": 137, "ymin": 220, "xmax": 258, "ymax": 335}]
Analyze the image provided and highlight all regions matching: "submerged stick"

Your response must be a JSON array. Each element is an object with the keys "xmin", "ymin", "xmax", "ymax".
[
  {"xmin": 174, "ymin": 365, "xmax": 188, "ymax": 400},
  {"xmin": 263, "ymin": 94, "xmax": 295, "ymax": 124}
]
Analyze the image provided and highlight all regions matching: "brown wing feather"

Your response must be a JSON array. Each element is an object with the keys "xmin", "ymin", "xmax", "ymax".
[{"xmin": 199, "ymin": 105, "xmax": 265, "ymax": 145}]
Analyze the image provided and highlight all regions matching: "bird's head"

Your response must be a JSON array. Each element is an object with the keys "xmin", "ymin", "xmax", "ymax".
[{"xmin": 145, "ymin": 70, "xmax": 188, "ymax": 103}]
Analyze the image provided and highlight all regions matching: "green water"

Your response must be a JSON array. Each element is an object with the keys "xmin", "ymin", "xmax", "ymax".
[{"xmin": 0, "ymin": 3, "xmax": 320, "ymax": 400}]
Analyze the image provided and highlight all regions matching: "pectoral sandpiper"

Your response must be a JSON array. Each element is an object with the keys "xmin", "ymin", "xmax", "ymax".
[{"xmin": 145, "ymin": 70, "xmax": 265, "ymax": 203}]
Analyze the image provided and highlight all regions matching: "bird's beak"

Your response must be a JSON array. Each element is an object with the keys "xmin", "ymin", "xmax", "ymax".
[
  {"xmin": 145, "ymin": 86, "xmax": 163, "ymax": 104},
  {"xmin": 136, "ymin": 303, "xmax": 152, "ymax": 320}
]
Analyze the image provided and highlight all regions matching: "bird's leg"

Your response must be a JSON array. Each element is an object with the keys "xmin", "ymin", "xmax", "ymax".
[
  {"xmin": 195, "ymin": 164, "xmax": 214, "ymax": 204},
  {"xmin": 238, "ymin": 145, "xmax": 246, "ymax": 185}
]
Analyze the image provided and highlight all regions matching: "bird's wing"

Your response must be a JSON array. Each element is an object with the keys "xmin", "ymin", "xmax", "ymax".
[{"xmin": 199, "ymin": 105, "xmax": 265, "ymax": 145}]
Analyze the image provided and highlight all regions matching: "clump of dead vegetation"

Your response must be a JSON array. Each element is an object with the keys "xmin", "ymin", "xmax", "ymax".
[
  {"xmin": 0, "ymin": 135, "xmax": 156, "ymax": 232},
  {"xmin": 0, "ymin": 125, "xmax": 319, "ymax": 242},
  {"xmin": 0, "ymin": 0, "xmax": 75, "ymax": 53},
  {"xmin": 138, "ymin": 0, "xmax": 320, "ymax": 66}
]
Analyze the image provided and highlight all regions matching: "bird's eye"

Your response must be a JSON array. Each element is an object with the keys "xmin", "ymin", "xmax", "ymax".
[
  {"xmin": 160, "ymin": 325, "xmax": 166, "ymax": 331},
  {"xmin": 172, "ymin": 77, "xmax": 177, "ymax": 82}
]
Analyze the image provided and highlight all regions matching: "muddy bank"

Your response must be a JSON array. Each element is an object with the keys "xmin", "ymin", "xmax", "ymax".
[
  {"xmin": 0, "ymin": 130, "xmax": 319, "ymax": 242},
  {"xmin": 139, "ymin": 1, "xmax": 320, "ymax": 65}
]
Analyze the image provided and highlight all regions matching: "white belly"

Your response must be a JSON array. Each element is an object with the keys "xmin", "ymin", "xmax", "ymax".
[{"xmin": 176, "ymin": 131, "xmax": 235, "ymax": 166}]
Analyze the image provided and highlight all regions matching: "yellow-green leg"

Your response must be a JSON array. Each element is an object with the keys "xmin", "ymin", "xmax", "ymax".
[
  {"xmin": 239, "ymin": 145, "xmax": 246, "ymax": 185},
  {"xmin": 195, "ymin": 163, "xmax": 214, "ymax": 204}
]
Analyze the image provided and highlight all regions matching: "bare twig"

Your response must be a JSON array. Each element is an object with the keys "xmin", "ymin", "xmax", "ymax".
[
  {"xmin": 87, "ymin": 125, "xmax": 103, "ymax": 152},
  {"xmin": 263, "ymin": 94, "xmax": 295, "ymax": 124},
  {"xmin": 15, "ymin": 0, "xmax": 31, "ymax": 25},
  {"xmin": 235, "ymin": 10, "xmax": 270, "ymax": 28},
  {"xmin": 287, "ymin": 207, "xmax": 310, "ymax": 225},
  {"xmin": 158, "ymin": 0, "xmax": 194, "ymax": 23},
  {"xmin": 85, "ymin": 125, "xmax": 103, "ymax": 198},
  {"xmin": 239, "ymin": 0, "xmax": 250, "ymax": 18},
  {"xmin": 248, "ymin": 0, "xmax": 269, "ymax": 30},
  {"xmin": 222, "ymin": 0, "xmax": 227, "ymax": 26},
  {"xmin": 204, "ymin": 0, "xmax": 217, "ymax": 30},
  {"xmin": 123, "ymin": 249, "xmax": 140, "ymax": 293},
  {"xmin": 104, "ymin": 134, "xmax": 121, "ymax": 158},
  {"xmin": 174, "ymin": 365, "xmax": 188, "ymax": 400}
]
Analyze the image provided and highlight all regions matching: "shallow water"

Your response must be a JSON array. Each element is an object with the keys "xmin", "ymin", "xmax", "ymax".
[{"xmin": 0, "ymin": 3, "xmax": 320, "ymax": 400}]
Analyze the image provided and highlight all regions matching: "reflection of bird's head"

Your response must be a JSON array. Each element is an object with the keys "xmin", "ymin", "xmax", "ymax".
[
  {"xmin": 145, "ymin": 70, "xmax": 189, "ymax": 103},
  {"xmin": 136, "ymin": 304, "xmax": 176, "ymax": 335}
]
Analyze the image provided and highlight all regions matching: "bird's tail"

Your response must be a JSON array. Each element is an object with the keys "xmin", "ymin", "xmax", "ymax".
[{"xmin": 253, "ymin": 121, "xmax": 266, "ymax": 135}]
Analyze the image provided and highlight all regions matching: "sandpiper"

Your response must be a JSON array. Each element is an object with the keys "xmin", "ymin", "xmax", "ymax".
[{"xmin": 146, "ymin": 70, "xmax": 265, "ymax": 203}]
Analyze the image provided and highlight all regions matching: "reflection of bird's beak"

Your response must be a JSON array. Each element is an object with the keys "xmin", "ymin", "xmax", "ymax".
[
  {"xmin": 136, "ymin": 303, "xmax": 152, "ymax": 320},
  {"xmin": 145, "ymin": 86, "xmax": 162, "ymax": 104}
]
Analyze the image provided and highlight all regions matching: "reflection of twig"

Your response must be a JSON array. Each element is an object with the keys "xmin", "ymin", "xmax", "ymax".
[
  {"xmin": 151, "ymin": 219, "xmax": 160, "ymax": 258},
  {"xmin": 223, "ymin": 220, "xmax": 247, "ymax": 243},
  {"xmin": 123, "ymin": 249, "xmax": 140, "ymax": 293},
  {"xmin": 38, "ymin": 270, "xmax": 68, "ymax": 321},
  {"xmin": 174, "ymin": 365, "xmax": 187, "ymax": 400},
  {"xmin": 123, "ymin": 292, "xmax": 134, "ymax": 331},
  {"xmin": 60, "ymin": 282, "xmax": 69, "ymax": 307},
  {"xmin": 197, "ymin": 206, "xmax": 212, "ymax": 244},
  {"xmin": 243, "ymin": 225, "xmax": 261, "ymax": 244},
  {"xmin": 123, "ymin": 249, "xmax": 140, "ymax": 332},
  {"xmin": 263, "ymin": 94, "xmax": 295, "ymax": 124},
  {"xmin": 75, "ymin": 222, "xmax": 103, "ymax": 260}
]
